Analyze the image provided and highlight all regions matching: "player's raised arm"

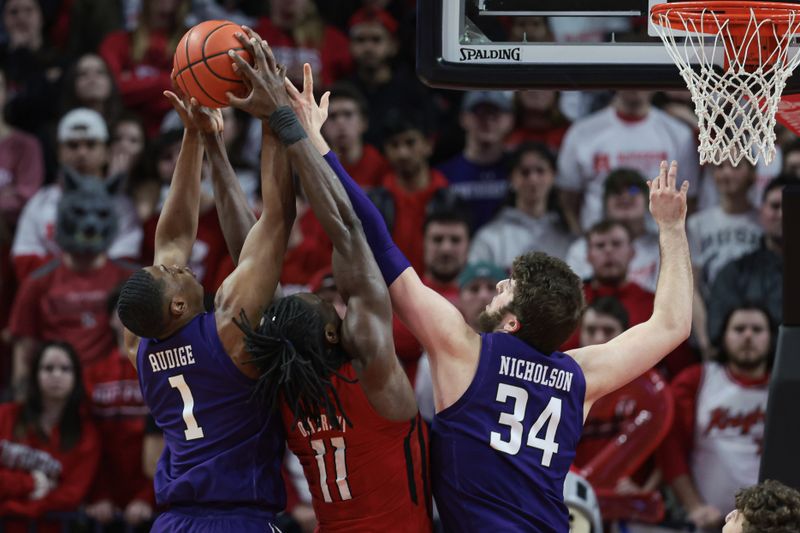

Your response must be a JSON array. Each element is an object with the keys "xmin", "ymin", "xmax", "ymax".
[
  {"xmin": 214, "ymin": 33, "xmax": 295, "ymax": 374},
  {"xmin": 570, "ymin": 161, "xmax": 693, "ymax": 407},
  {"xmin": 283, "ymin": 70, "xmax": 416, "ymax": 420},
  {"xmin": 121, "ymin": 93, "xmax": 207, "ymax": 367},
  {"xmin": 200, "ymin": 112, "xmax": 257, "ymax": 265},
  {"xmin": 153, "ymin": 93, "xmax": 206, "ymax": 267},
  {"xmin": 286, "ymin": 65, "xmax": 480, "ymax": 403}
]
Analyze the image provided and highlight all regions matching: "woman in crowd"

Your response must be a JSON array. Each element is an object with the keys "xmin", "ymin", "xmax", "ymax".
[
  {"xmin": 469, "ymin": 142, "xmax": 574, "ymax": 269},
  {"xmin": 59, "ymin": 53, "xmax": 123, "ymax": 126},
  {"xmin": 0, "ymin": 342, "xmax": 99, "ymax": 533}
]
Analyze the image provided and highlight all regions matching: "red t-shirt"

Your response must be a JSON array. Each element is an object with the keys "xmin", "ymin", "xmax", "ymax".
[
  {"xmin": 505, "ymin": 124, "xmax": 570, "ymax": 153},
  {"xmin": 9, "ymin": 259, "xmax": 135, "ymax": 366},
  {"xmin": 382, "ymin": 169, "xmax": 449, "ymax": 273},
  {"xmin": 84, "ymin": 348, "xmax": 153, "ymax": 507},
  {"xmin": 141, "ymin": 208, "xmax": 228, "ymax": 294},
  {"xmin": 342, "ymin": 145, "xmax": 390, "ymax": 189},
  {"xmin": 99, "ymin": 30, "xmax": 173, "ymax": 136},
  {"xmin": 282, "ymin": 363, "xmax": 431, "ymax": 532},
  {"xmin": 254, "ymin": 18, "xmax": 353, "ymax": 87},
  {"xmin": 0, "ymin": 403, "xmax": 100, "ymax": 529}
]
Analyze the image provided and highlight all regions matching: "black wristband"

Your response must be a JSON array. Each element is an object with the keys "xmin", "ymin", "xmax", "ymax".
[{"xmin": 268, "ymin": 106, "xmax": 308, "ymax": 146}]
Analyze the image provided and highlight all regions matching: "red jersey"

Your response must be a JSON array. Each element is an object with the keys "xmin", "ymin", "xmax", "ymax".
[
  {"xmin": 84, "ymin": 348, "xmax": 153, "ymax": 507},
  {"xmin": 282, "ymin": 364, "xmax": 431, "ymax": 532},
  {"xmin": 9, "ymin": 258, "xmax": 135, "ymax": 366}
]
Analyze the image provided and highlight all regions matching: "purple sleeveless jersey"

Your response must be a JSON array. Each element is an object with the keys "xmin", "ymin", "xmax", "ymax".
[
  {"xmin": 137, "ymin": 312, "xmax": 285, "ymax": 512},
  {"xmin": 431, "ymin": 332, "xmax": 586, "ymax": 532}
]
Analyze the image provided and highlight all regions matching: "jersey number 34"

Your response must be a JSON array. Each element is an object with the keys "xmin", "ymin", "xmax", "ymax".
[{"xmin": 490, "ymin": 383, "xmax": 562, "ymax": 466}]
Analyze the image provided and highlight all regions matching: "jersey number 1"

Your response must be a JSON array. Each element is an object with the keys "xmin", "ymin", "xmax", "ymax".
[
  {"xmin": 311, "ymin": 437, "xmax": 351, "ymax": 502},
  {"xmin": 169, "ymin": 374, "xmax": 205, "ymax": 440},
  {"xmin": 490, "ymin": 383, "xmax": 562, "ymax": 466}
]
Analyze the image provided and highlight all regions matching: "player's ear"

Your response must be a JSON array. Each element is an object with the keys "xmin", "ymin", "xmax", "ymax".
[
  {"xmin": 502, "ymin": 314, "xmax": 521, "ymax": 334},
  {"xmin": 169, "ymin": 295, "xmax": 187, "ymax": 317},
  {"xmin": 324, "ymin": 323, "xmax": 340, "ymax": 344}
]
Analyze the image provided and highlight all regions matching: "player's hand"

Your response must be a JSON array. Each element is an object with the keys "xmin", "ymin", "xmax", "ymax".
[
  {"xmin": 164, "ymin": 91, "xmax": 223, "ymax": 134},
  {"xmin": 649, "ymin": 160, "xmax": 689, "ymax": 230},
  {"xmin": 688, "ymin": 503, "xmax": 724, "ymax": 528},
  {"xmin": 85, "ymin": 499, "xmax": 116, "ymax": 524},
  {"xmin": 227, "ymin": 26, "xmax": 290, "ymax": 120},
  {"xmin": 285, "ymin": 63, "xmax": 331, "ymax": 155},
  {"xmin": 124, "ymin": 499, "xmax": 154, "ymax": 525},
  {"xmin": 29, "ymin": 470, "xmax": 55, "ymax": 501}
]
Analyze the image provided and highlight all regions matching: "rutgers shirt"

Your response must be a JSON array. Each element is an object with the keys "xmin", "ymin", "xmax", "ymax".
[
  {"xmin": 660, "ymin": 362, "xmax": 768, "ymax": 514},
  {"xmin": 282, "ymin": 363, "xmax": 431, "ymax": 532},
  {"xmin": 557, "ymin": 107, "xmax": 699, "ymax": 231}
]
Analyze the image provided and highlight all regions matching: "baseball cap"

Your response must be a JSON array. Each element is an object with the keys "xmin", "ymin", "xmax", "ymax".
[
  {"xmin": 57, "ymin": 108, "xmax": 109, "ymax": 143},
  {"xmin": 603, "ymin": 168, "xmax": 648, "ymax": 200},
  {"xmin": 348, "ymin": 7, "xmax": 398, "ymax": 35},
  {"xmin": 458, "ymin": 261, "xmax": 507, "ymax": 289},
  {"xmin": 461, "ymin": 91, "xmax": 513, "ymax": 113}
]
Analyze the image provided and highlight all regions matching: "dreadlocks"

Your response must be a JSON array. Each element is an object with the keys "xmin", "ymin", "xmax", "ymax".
[{"xmin": 236, "ymin": 295, "xmax": 353, "ymax": 432}]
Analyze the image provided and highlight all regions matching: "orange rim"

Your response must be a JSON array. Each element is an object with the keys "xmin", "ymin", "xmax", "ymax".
[{"xmin": 651, "ymin": 1, "xmax": 800, "ymax": 32}]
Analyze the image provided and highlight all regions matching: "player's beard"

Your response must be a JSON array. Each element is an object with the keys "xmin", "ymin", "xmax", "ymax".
[{"xmin": 478, "ymin": 307, "xmax": 509, "ymax": 333}]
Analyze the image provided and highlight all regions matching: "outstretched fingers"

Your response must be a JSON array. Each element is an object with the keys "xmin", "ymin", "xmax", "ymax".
[
  {"xmin": 303, "ymin": 63, "xmax": 314, "ymax": 99},
  {"xmin": 667, "ymin": 160, "xmax": 678, "ymax": 190},
  {"xmin": 319, "ymin": 91, "xmax": 330, "ymax": 114},
  {"xmin": 228, "ymin": 50, "xmax": 257, "ymax": 84}
]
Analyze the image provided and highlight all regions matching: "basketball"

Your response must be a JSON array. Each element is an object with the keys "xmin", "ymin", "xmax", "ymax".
[{"xmin": 172, "ymin": 20, "xmax": 253, "ymax": 108}]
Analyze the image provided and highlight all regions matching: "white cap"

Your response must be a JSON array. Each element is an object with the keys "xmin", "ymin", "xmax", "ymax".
[{"xmin": 57, "ymin": 108, "xmax": 109, "ymax": 143}]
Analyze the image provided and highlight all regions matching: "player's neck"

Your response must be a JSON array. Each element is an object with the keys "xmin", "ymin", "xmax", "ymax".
[
  {"xmin": 720, "ymin": 193, "xmax": 752, "ymax": 214},
  {"xmin": 464, "ymin": 140, "xmax": 504, "ymax": 166},
  {"xmin": 63, "ymin": 252, "xmax": 107, "ymax": 272},
  {"xmin": 159, "ymin": 311, "xmax": 202, "ymax": 340}
]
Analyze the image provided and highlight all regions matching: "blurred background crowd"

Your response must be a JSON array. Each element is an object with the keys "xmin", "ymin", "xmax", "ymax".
[{"xmin": 0, "ymin": 0, "xmax": 792, "ymax": 532}]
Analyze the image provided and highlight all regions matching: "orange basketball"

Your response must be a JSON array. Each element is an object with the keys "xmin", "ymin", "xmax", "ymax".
[{"xmin": 172, "ymin": 20, "xmax": 253, "ymax": 108}]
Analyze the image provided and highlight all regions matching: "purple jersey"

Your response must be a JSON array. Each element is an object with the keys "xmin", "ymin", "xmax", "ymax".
[
  {"xmin": 431, "ymin": 332, "xmax": 586, "ymax": 532},
  {"xmin": 137, "ymin": 312, "xmax": 285, "ymax": 510}
]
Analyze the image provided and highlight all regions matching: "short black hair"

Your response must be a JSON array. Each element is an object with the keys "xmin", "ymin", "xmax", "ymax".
[
  {"xmin": 237, "ymin": 296, "xmax": 353, "ymax": 432},
  {"xmin": 507, "ymin": 142, "xmax": 556, "ymax": 175},
  {"xmin": 603, "ymin": 168, "xmax": 648, "ymax": 201},
  {"xmin": 328, "ymin": 82, "xmax": 369, "ymax": 118},
  {"xmin": 509, "ymin": 252, "xmax": 585, "ymax": 354},
  {"xmin": 423, "ymin": 203, "xmax": 472, "ymax": 236},
  {"xmin": 763, "ymin": 174, "xmax": 794, "ymax": 202},
  {"xmin": 381, "ymin": 107, "xmax": 430, "ymax": 140},
  {"xmin": 118, "ymin": 269, "xmax": 167, "ymax": 338},
  {"xmin": 586, "ymin": 296, "xmax": 629, "ymax": 330}
]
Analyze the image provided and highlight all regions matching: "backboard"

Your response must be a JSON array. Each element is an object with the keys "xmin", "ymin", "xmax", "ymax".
[{"xmin": 417, "ymin": 0, "xmax": 800, "ymax": 91}]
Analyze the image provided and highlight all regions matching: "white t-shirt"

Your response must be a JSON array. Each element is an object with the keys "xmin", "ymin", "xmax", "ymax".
[
  {"xmin": 691, "ymin": 363, "xmax": 767, "ymax": 514},
  {"xmin": 687, "ymin": 205, "xmax": 762, "ymax": 289},
  {"xmin": 565, "ymin": 231, "xmax": 660, "ymax": 292},
  {"xmin": 557, "ymin": 106, "xmax": 700, "ymax": 231},
  {"xmin": 12, "ymin": 184, "xmax": 143, "ymax": 261}
]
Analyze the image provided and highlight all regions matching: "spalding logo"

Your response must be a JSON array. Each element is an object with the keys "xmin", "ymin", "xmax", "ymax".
[{"xmin": 459, "ymin": 47, "xmax": 521, "ymax": 61}]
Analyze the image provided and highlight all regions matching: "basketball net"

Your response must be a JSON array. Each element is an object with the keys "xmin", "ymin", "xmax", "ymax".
[{"xmin": 651, "ymin": 4, "xmax": 800, "ymax": 166}]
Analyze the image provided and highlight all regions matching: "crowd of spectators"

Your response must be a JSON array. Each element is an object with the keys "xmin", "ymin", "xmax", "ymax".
[{"xmin": 0, "ymin": 1, "xmax": 793, "ymax": 532}]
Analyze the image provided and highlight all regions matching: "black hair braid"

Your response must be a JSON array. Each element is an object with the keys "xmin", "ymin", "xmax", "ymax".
[{"xmin": 234, "ymin": 298, "xmax": 355, "ymax": 432}]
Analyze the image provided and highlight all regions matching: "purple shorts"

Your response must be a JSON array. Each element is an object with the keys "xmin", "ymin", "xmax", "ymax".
[{"xmin": 152, "ymin": 506, "xmax": 280, "ymax": 532}]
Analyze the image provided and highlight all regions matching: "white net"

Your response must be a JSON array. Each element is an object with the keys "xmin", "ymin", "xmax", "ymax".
[{"xmin": 651, "ymin": 5, "xmax": 800, "ymax": 166}]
